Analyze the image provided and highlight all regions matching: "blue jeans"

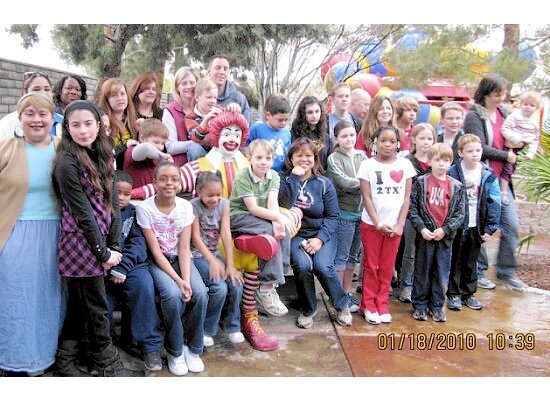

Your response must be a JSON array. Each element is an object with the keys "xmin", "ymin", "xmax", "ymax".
[
  {"xmin": 334, "ymin": 216, "xmax": 362, "ymax": 272},
  {"xmin": 149, "ymin": 257, "xmax": 208, "ymax": 356},
  {"xmin": 290, "ymin": 235, "xmax": 348, "ymax": 316},
  {"xmin": 193, "ymin": 256, "xmax": 243, "ymax": 336},
  {"xmin": 186, "ymin": 142, "xmax": 207, "ymax": 162},
  {"xmin": 106, "ymin": 263, "xmax": 163, "ymax": 354},
  {"xmin": 399, "ymin": 219, "xmax": 417, "ymax": 288},
  {"xmin": 412, "ymin": 239, "xmax": 452, "ymax": 311},
  {"xmin": 477, "ymin": 190, "xmax": 519, "ymax": 277}
]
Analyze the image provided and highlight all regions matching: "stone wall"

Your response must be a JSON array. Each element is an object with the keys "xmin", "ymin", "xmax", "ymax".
[
  {"xmin": 0, "ymin": 57, "xmax": 98, "ymax": 118},
  {"xmin": 516, "ymin": 200, "xmax": 550, "ymax": 235}
]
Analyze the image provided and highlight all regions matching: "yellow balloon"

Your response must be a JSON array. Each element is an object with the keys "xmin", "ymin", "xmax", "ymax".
[
  {"xmin": 375, "ymin": 86, "xmax": 394, "ymax": 98},
  {"xmin": 427, "ymin": 105, "xmax": 441, "ymax": 130}
]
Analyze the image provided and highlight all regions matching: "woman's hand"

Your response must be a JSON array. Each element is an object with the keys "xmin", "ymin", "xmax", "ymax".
[
  {"xmin": 304, "ymin": 238, "xmax": 323, "ymax": 255},
  {"xmin": 507, "ymin": 150, "xmax": 517, "ymax": 164}
]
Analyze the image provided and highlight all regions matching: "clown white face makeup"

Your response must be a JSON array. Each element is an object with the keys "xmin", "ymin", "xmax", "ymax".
[{"xmin": 218, "ymin": 124, "xmax": 242, "ymax": 159}]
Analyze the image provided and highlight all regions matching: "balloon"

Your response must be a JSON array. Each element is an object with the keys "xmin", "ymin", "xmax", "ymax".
[
  {"xmin": 382, "ymin": 47, "xmax": 399, "ymax": 77},
  {"xmin": 353, "ymin": 42, "xmax": 385, "ymax": 73},
  {"xmin": 391, "ymin": 88, "xmax": 428, "ymax": 102},
  {"xmin": 368, "ymin": 62, "xmax": 389, "ymax": 77},
  {"xmin": 518, "ymin": 41, "xmax": 537, "ymax": 79},
  {"xmin": 321, "ymin": 53, "xmax": 356, "ymax": 81},
  {"xmin": 394, "ymin": 30, "xmax": 428, "ymax": 51},
  {"xmin": 415, "ymin": 103, "xmax": 431, "ymax": 124},
  {"xmin": 464, "ymin": 44, "xmax": 490, "ymax": 75},
  {"xmin": 346, "ymin": 73, "xmax": 384, "ymax": 98},
  {"xmin": 324, "ymin": 61, "xmax": 365, "ymax": 92},
  {"xmin": 375, "ymin": 86, "xmax": 394, "ymax": 98},
  {"xmin": 427, "ymin": 105, "xmax": 441, "ymax": 129}
]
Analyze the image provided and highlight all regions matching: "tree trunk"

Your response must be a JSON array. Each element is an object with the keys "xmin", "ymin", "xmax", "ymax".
[{"xmin": 503, "ymin": 24, "xmax": 520, "ymax": 51}]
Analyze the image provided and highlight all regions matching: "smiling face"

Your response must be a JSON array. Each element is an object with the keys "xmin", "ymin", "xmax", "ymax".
[
  {"xmin": 61, "ymin": 78, "xmax": 83, "ymax": 106},
  {"xmin": 484, "ymin": 89, "xmax": 507, "ymax": 110},
  {"xmin": 26, "ymin": 76, "xmax": 53, "ymax": 99},
  {"xmin": 218, "ymin": 124, "xmax": 242, "ymax": 158},
  {"xmin": 66, "ymin": 109, "xmax": 100, "ymax": 149},
  {"xmin": 138, "ymin": 81, "xmax": 157, "ymax": 106},
  {"xmin": 19, "ymin": 105, "xmax": 53, "ymax": 145},
  {"xmin": 198, "ymin": 180, "xmax": 223, "ymax": 211},
  {"xmin": 196, "ymin": 87, "xmax": 218, "ymax": 114},
  {"xmin": 177, "ymin": 73, "xmax": 197, "ymax": 103},
  {"xmin": 291, "ymin": 147, "xmax": 315, "ymax": 177},
  {"xmin": 377, "ymin": 99, "xmax": 394, "ymax": 125},
  {"xmin": 442, "ymin": 109, "xmax": 463, "ymax": 135},
  {"xmin": 208, "ymin": 57, "xmax": 230, "ymax": 90},
  {"xmin": 154, "ymin": 165, "xmax": 181, "ymax": 198}
]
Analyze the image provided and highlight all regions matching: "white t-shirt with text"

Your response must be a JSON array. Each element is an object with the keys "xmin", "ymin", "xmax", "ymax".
[{"xmin": 461, "ymin": 161, "xmax": 482, "ymax": 228}]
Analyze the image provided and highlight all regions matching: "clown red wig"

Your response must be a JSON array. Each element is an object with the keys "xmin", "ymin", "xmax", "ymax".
[{"xmin": 208, "ymin": 111, "xmax": 250, "ymax": 148}]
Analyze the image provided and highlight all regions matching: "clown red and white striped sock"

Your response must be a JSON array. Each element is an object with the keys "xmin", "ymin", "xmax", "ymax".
[{"xmin": 242, "ymin": 271, "xmax": 260, "ymax": 312}]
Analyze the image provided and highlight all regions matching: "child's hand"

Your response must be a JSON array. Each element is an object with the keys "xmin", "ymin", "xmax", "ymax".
[
  {"xmin": 432, "ymin": 228, "xmax": 446, "ymax": 241},
  {"xmin": 162, "ymin": 153, "xmax": 174, "ymax": 163},
  {"xmin": 105, "ymin": 250, "xmax": 122, "ymax": 267},
  {"xmin": 481, "ymin": 233, "xmax": 491, "ymax": 242},
  {"xmin": 111, "ymin": 276, "xmax": 125, "ymax": 284},
  {"xmin": 391, "ymin": 223, "xmax": 404, "ymax": 237},
  {"xmin": 204, "ymin": 107, "xmax": 223, "ymax": 122},
  {"xmin": 209, "ymin": 258, "xmax": 226, "ymax": 282},
  {"xmin": 178, "ymin": 279, "xmax": 192, "ymax": 302},
  {"xmin": 225, "ymin": 103, "xmax": 242, "ymax": 114},
  {"xmin": 127, "ymin": 139, "xmax": 139, "ymax": 147},
  {"xmin": 136, "ymin": 118, "xmax": 145, "ymax": 127},
  {"xmin": 379, "ymin": 224, "xmax": 393, "ymax": 236},
  {"xmin": 421, "ymin": 228, "xmax": 434, "ymax": 241},
  {"xmin": 507, "ymin": 150, "xmax": 517, "ymax": 164},
  {"xmin": 272, "ymin": 220, "xmax": 286, "ymax": 240},
  {"xmin": 226, "ymin": 265, "xmax": 244, "ymax": 287},
  {"xmin": 291, "ymin": 165, "xmax": 306, "ymax": 177}
]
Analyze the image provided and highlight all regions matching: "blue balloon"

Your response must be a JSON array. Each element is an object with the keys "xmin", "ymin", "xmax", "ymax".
[
  {"xmin": 518, "ymin": 42, "xmax": 537, "ymax": 79},
  {"xmin": 390, "ymin": 88, "xmax": 428, "ymax": 101},
  {"xmin": 368, "ymin": 62, "xmax": 388, "ymax": 77},
  {"xmin": 358, "ymin": 42, "xmax": 385, "ymax": 64},
  {"xmin": 395, "ymin": 30, "xmax": 428, "ymax": 51},
  {"xmin": 331, "ymin": 61, "xmax": 365, "ymax": 83},
  {"xmin": 415, "ymin": 103, "xmax": 431, "ymax": 124}
]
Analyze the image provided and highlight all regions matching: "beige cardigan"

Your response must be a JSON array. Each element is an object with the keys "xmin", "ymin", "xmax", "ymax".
[{"xmin": 0, "ymin": 136, "xmax": 59, "ymax": 252}]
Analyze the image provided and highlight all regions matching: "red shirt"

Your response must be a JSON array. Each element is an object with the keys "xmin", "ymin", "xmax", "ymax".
[
  {"xmin": 418, "ymin": 159, "xmax": 430, "ymax": 172},
  {"xmin": 123, "ymin": 146, "xmax": 159, "ymax": 189},
  {"xmin": 488, "ymin": 111, "xmax": 505, "ymax": 178},
  {"xmin": 426, "ymin": 174, "xmax": 451, "ymax": 228}
]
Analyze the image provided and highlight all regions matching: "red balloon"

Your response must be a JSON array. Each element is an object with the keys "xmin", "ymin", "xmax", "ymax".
[
  {"xmin": 346, "ymin": 74, "xmax": 384, "ymax": 98},
  {"xmin": 321, "ymin": 53, "xmax": 356, "ymax": 81}
]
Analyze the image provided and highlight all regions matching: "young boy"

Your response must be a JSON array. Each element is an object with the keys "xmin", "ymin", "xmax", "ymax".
[
  {"xmin": 244, "ymin": 93, "xmax": 291, "ymax": 172},
  {"xmin": 394, "ymin": 96, "xmax": 419, "ymax": 157},
  {"xmin": 107, "ymin": 171, "xmax": 164, "ymax": 372},
  {"xmin": 447, "ymin": 134, "xmax": 501, "ymax": 311},
  {"xmin": 123, "ymin": 118, "xmax": 173, "ymax": 190},
  {"xmin": 409, "ymin": 143, "xmax": 465, "ymax": 322},
  {"xmin": 186, "ymin": 78, "xmax": 223, "ymax": 150},
  {"xmin": 500, "ymin": 91, "xmax": 541, "ymax": 203},
  {"xmin": 437, "ymin": 102, "xmax": 465, "ymax": 162},
  {"xmin": 327, "ymin": 82, "xmax": 353, "ymax": 142}
]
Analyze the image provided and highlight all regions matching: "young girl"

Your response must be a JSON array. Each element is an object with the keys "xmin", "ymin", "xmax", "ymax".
[
  {"xmin": 136, "ymin": 161, "xmax": 208, "ymax": 376},
  {"xmin": 53, "ymin": 100, "xmax": 137, "ymax": 377},
  {"xmin": 397, "ymin": 123, "xmax": 436, "ymax": 303},
  {"xmin": 357, "ymin": 126, "xmax": 416, "ymax": 324},
  {"xmin": 356, "ymin": 95, "xmax": 396, "ymax": 157},
  {"xmin": 191, "ymin": 171, "xmax": 245, "ymax": 346},
  {"xmin": 97, "ymin": 77, "xmax": 138, "ymax": 169},
  {"xmin": 326, "ymin": 120, "xmax": 367, "ymax": 312},
  {"xmin": 291, "ymin": 96, "xmax": 332, "ymax": 170}
]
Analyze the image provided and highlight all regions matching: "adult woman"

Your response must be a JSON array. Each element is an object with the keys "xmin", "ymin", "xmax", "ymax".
[
  {"xmin": 278, "ymin": 138, "xmax": 352, "ymax": 329},
  {"xmin": 463, "ymin": 74, "xmax": 526, "ymax": 290},
  {"xmin": 163, "ymin": 66, "xmax": 206, "ymax": 166},
  {"xmin": 53, "ymin": 75, "xmax": 87, "ymax": 114},
  {"xmin": 0, "ymin": 93, "xmax": 64, "ymax": 376},
  {"xmin": 97, "ymin": 77, "xmax": 138, "ymax": 169},
  {"xmin": 0, "ymin": 71, "xmax": 62, "ymax": 138},
  {"xmin": 129, "ymin": 74, "xmax": 163, "ymax": 124},
  {"xmin": 290, "ymin": 96, "xmax": 332, "ymax": 171}
]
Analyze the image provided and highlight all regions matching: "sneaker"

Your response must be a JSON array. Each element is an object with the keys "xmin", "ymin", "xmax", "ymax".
[
  {"xmin": 447, "ymin": 295, "xmax": 463, "ymax": 311},
  {"xmin": 347, "ymin": 293, "xmax": 360, "ymax": 313},
  {"xmin": 296, "ymin": 311, "xmax": 317, "ymax": 329},
  {"xmin": 255, "ymin": 287, "xmax": 288, "ymax": 316},
  {"xmin": 429, "ymin": 308, "xmax": 447, "ymax": 322},
  {"xmin": 336, "ymin": 308, "xmax": 352, "ymax": 326},
  {"xmin": 496, "ymin": 274, "xmax": 529, "ymax": 290},
  {"xmin": 379, "ymin": 313, "xmax": 392, "ymax": 323},
  {"xmin": 352, "ymin": 272, "xmax": 359, "ymax": 282},
  {"xmin": 478, "ymin": 274, "xmax": 496, "ymax": 290},
  {"xmin": 398, "ymin": 287, "xmax": 412, "ymax": 303},
  {"xmin": 143, "ymin": 351, "xmax": 162, "ymax": 372},
  {"xmin": 356, "ymin": 285, "xmax": 362, "ymax": 294},
  {"xmin": 167, "ymin": 353, "xmax": 188, "ymax": 376},
  {"xmin": 463, "ymin": 296, "xmax": 484, "ymax": 310},
  {"xmin": 412, "ymin": 309, "xmax": 428, "ymax": 321},
  {"xmin": 228, "ymin": 332, "xmax": 245, "ymax": 344},
  {"xmin": 364, "ymin": 310, "xmax": 381, "ymax": 325},
  {"xmin": 182, "ymin": 345, "xmax": 204, "ymax": 373},
  {"xmin": 234, "ymin": 234, "xmax": 278, "ymax": 261},
  {"xmin": 97, "ymin": 360, "xmax": 144, "ymax": 377},
  {"xmin": 203, "ymin": 335, "xmax": 214, "ymax": 347},
  {"xmin": 241, "ymin": 310, "xmax": 279, "ymax": 351}
]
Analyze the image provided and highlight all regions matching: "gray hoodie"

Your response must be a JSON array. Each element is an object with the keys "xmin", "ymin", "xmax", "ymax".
[{"xmin": 327, "ymin": 146, "xmax": 367, "ymax": 214}]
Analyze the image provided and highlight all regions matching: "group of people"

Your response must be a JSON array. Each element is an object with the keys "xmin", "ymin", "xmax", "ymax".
[{"xmin": 0, "ymin": 53, "xmax": 541, "ymax": 378}]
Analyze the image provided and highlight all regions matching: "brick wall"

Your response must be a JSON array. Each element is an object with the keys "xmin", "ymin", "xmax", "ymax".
[
  {"xmin": 0, "ymin": 57, "xmax": 98, "ymax": 118},
  {"xmin": 516, "ymin": 200, "xmax": 550, "ymax": 235}
]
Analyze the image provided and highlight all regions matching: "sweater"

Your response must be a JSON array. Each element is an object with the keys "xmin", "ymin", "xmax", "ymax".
[{"xmin": 217, "ymin": 80, "xmax": 251, "ymax": 125}]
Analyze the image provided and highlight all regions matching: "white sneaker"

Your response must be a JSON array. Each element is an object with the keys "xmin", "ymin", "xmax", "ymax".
[
  {"xmin": 364, "ymin": 310, "xmax": 381, "ymax": 325},
  {"xmin": 167, "ymin": 353, "xmax": 188, "ymax": 376},
  {"xmin": 228, "ymin": 331, "xmax": 245, "ymax": 344},
  {"xmin": 183, "ymin": 345, "xmax": 205, "ymax": 373},
  {"xmin": 203, "ymin": 335, "xmax": 214, "ymax": 347},
  {"xmin": 379, "ymin": 313, "xmax": 392, "ymax": 323},
  {"xmin": 255, "ymin": 287, "xmax": 288, "ymax": 316}
]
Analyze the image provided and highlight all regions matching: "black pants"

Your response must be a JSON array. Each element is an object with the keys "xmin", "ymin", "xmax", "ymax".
[
  {"xmin": 447, "ymin": 227, "xmax": 481, "ymax": 299},
  {"xmin": 60, "ymin": 276, "xmax": 119, "ymax": 368}
]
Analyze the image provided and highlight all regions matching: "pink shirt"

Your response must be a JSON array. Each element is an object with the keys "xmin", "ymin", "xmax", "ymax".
[{"xmin": 488, "ymin": 111, "xmax": 505, "ymax": 178}]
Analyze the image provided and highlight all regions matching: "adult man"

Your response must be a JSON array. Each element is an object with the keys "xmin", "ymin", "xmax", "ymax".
[
  {"xmin": 207, "ymin": 55, "xmax": 252, "ymax": 125},
  {"xmin": 349, "ymin": 88, "xmax": 372, "ymax": 133}
]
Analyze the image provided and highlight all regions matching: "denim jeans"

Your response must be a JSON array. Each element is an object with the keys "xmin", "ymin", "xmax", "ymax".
[
  {"xmin": 186, "ymin": 142, "xmax": 207, "ymax": 162},
  {"xmin": 398, "ymin": 219, "xmax": 417, "ymax": 289},
  {"xmin": 148, "ymin": 257, "xmax": 208, "ymax": 356},
  {"xmin": 477, "ymin": 190, "xmax": 519, "ymax": 277},
  {"xmin": 290, "ymin": 235, "xmax": 348, "ymax": 316},
  {"xmin": 334, "ymin": 216, "xmax": 362, "ymax": 272},
  {"xmin": 412, "ymin": 239, "xmax": 452, "ymax": 311},
  {"xmin": 193, "ymin": 255, "xmax": 243, "ymax": 336}
]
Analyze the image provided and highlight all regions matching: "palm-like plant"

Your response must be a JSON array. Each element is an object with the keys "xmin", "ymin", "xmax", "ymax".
[{"xmin": 516, "ymin": 131, "xmax": 550, "ymax": 203}]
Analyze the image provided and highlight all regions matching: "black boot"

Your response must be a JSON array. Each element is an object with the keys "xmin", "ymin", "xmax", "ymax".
[
  {"xmin": 96, "ymin": 359, "xmax": 143, "ymax": 377},
  {"xmin": 55, "ymin": 340, "xmax": 91, "ymax": 377}
]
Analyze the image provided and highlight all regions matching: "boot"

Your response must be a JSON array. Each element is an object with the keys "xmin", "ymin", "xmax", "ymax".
[
  {"xmin": 234, "ymin": 234, "xmax": 278, "ymax": 261},
  {"xmin": 241, "ymin": 310, "xmax": 279, "ymax": 351},
  {"xmin": 55, "ymin": 340, "xmax": 91, "ymax": 377},
  {"xmin": 96, "ymin": 359, "xmax": 144, "ymax": 377}
]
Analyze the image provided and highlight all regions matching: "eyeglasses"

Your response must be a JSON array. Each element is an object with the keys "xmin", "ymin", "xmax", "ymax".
[{"xmin": 23, "ymin": 71, "xmax": 49, "ymax": 80}]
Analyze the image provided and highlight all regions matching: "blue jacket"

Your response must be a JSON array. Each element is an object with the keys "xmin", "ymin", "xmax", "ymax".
[
  {"xmin": 278, "ymin": 172, "xmax": 339, "ymax": 244},
  {"xmin": 409, "ymin": 173, "xmax": 466, "ymax": 246},
  {"xmin": 447, "ymin": 162, "xmax": 501, "ymax": 238},
  {"xmin": 111, "ymin": 204, "xmax": 150, "ymax": 279}
]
